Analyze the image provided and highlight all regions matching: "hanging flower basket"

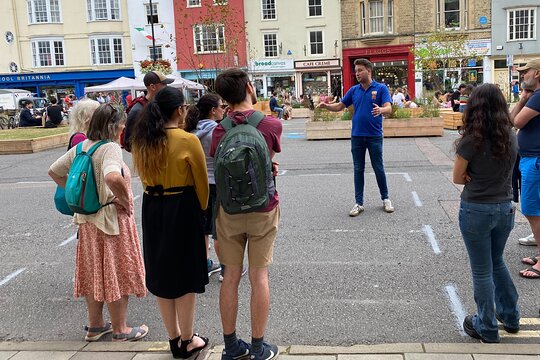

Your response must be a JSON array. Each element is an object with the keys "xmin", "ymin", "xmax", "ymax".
[{"xmin": 140, "ymin": 60, "xmax": 173, "ymax": 75}]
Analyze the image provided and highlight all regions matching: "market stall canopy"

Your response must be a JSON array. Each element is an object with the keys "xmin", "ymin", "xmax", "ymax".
[
  {"xmin": 134, "ymin": 73, "xmax": 205, "ymax": 90},
  {"xmin": 84, "ymin": 77, "xmax": 138, "ymax": 93}
]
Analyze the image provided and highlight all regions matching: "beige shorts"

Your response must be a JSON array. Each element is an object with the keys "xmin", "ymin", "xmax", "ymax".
[{"xmin": 216, "ymin": 206, "xmax": 280, "ymax": 268}]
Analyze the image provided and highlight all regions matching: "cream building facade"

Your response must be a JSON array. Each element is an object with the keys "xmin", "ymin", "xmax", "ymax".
[
  {"xmin": 244, "ymin": 0, "xmax": 342, "ymax": 98},
  {"xmin": 0, "ymin": 0, "xmax": 134, "ymax": 98}
]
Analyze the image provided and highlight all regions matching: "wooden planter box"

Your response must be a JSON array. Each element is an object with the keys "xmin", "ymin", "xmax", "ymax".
[
  {"xmin": 0, "ymin": 133, "xmax": 69, "ymax": 154},
  {"xmin": 442, "ymin": 112, "xmax": 463, "ymax": 130},
  {"xmin": 384, "ymin": 117, "xmax": 444, "ymax": 137},
  {"xmin": 306, "ymin": 117, "xmax": 444, "ymax": 140},
  {"xmin": 253, "ymin": 100, "xmax": 270, "ymax": 111},
  {"xmin": 292, "ymin": 108, "xmax": 313, "ymax": 118}
]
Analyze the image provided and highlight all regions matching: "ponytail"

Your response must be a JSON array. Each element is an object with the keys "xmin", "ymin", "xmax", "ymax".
[
  {"xmin": 131, "ymin": 100, "xmax": 168, "ymax": 183},
  {"xmin": 184, "ymin": 105, "xmax": 201, "ymax": 132}
]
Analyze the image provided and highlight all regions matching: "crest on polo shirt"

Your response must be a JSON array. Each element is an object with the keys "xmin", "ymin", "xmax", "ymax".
[{"xmin": 371, "ymin": 91, "xmax": 377, "ymax": 100}]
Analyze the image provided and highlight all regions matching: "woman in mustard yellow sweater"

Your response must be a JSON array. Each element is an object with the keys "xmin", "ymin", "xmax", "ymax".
[{"xmin": 131, "ymin": 86, "xmax": 209, "ymax": 358}]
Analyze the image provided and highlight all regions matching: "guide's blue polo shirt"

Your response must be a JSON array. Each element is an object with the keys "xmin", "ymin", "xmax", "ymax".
[{"xmin": 341, "ymin": 81, "xmax": 392, "ymax": 137}]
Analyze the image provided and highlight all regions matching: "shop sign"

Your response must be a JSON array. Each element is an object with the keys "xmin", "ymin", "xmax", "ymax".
[
  {"xmin": 250, "ymin": 59, "xmax": 293, "ymax": 72},
  {"xmin": 466, "ymin": 40, "xmax": 491, "ymax": 56},
  {"xmin": 295, "ymin": 59, "xmax": 340, "ymax": 69},
  {"xmin": 0, "ymin": 74, "xmax": 52, "ymax": 82}
]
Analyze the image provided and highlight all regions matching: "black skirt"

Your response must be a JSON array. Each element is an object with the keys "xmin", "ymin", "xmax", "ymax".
[{"xmin": 142, "ymin": 186, "xmax": 208, "ymax": 299}]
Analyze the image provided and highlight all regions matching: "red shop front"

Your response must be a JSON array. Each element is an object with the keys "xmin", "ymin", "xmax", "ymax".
[{"xmin": 343, "ymin": 44, "xmax": 415, "ymax": 99}]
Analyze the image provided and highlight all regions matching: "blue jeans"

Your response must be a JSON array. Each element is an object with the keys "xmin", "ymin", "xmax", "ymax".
[
  {"xmin": 459, "ymin": 200, "xmax": 519, "ymax": 342},
  {"xmin": 351, "ymin": 136, "xmax": 389, "ymax": 205},
  {"xmin": 273, "ymin": 107, "xmax": 283, "ymax": 119}
]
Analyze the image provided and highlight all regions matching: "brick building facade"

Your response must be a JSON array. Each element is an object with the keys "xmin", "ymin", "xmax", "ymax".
[{"xmin": 341, "ymin": 0, "xmax": 491, "ymax": 99}]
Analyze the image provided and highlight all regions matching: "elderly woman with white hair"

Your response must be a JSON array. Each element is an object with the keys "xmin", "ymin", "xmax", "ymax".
[{"xmin": 67, "ymin": 98, "xmax": 100, "ymax": 147}]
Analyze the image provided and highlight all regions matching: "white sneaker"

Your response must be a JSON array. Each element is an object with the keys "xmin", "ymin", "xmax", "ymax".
[
  {"xmin": 349, "ymin": 204, "xmax": 364, "ymax": 217},
  {"xmin": 518, "ymin": 234, "xmax": 537, "ymax": 246},
  {"xmin": 383, "ymin": 199, "xmax": 394, "ymax": 213}
]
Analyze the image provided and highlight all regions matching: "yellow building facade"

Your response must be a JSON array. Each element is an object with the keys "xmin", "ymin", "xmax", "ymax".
[{"xmin": 1, "ymin": 0, "xmax": 134, "ymax": 99}]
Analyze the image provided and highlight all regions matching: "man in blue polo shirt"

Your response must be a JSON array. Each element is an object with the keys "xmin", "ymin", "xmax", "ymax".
[{"xmin": 318, "ymin": 58, "xmax": 394, "ymax": 216}]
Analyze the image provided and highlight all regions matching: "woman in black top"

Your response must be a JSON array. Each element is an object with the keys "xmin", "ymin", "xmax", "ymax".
[{"xmin": 453, "ymin": 84, "xmax": 519, "ymax": 343}]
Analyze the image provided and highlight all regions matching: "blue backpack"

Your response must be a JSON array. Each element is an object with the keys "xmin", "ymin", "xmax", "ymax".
[{"xmin": 64, "ymin": 141, "xmax": 109, "ymax": 215}]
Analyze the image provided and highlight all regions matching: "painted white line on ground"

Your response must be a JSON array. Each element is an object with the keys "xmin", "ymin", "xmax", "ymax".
[
  {"xmin": 16, "ymin": 181, "xmax": 54, "ymax": 184},
  {"xmin": 299, "ymin": 173, "xmax": 341, "ymax": 177},
  {"xmin": 277, "ymin": 170, "xmax": 287, "ymax": 176},
  {"xmin": 367, "ymin": 172, "xmax": 412, "ymax": 182},
  {"xmin": 0, "ymin": 268, "xmax": 26, "ymax": 287},
  {"xmin": 422, "ymin": 224, "xmax": 441, "ymax": 254},
  {"xmin": 445, "ymin": 284, "xmax": 467, "ymax": 337},
  {"xmin": 58, "ymin": 233, "xmax": 77, "ymax": 247},
  {"xmin": 411, "ymin": 191, "xmax": 422, "ymax": 207},
  {"xmin": 133, "ymin": 195, "xmax": 141, "ymax": 201}
]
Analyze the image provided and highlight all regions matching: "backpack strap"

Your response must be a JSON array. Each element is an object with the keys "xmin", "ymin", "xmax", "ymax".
[
  {"xmin": 245, "ymin": 111, "xmax": 265, "ymax": 128},
  {"xmin": 221, "ymin": 111, "xmax": 265, "ymax": 132},
  {"xmin": 86, "ymin": 140, "xmax": 110, "ymax": 156},
  {"xmin": 220, "ymin": 116, "xmax": 234, "ymax": 132}
]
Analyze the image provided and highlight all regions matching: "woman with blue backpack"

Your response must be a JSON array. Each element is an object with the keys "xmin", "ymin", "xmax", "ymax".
[
  {"xmin": 131, "ymin": 86, "xmax": 210, "ymax": 358},
  {"xmin": 49, "ymin": 104, "xmax": 148, "ymax": 342}
]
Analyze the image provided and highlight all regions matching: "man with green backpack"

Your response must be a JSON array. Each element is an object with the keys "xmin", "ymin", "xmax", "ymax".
[{"xmin": 210, "ymin": 68, "xmax": 282, "ymax": 360}]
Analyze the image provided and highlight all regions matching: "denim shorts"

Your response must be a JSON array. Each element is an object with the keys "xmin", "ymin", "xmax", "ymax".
[{"xmin": 519, "ymin": 157, "xmax": 540, "ymax": 216}]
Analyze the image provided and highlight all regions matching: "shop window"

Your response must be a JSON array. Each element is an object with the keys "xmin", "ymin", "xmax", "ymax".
[
  {"xmin": 308, "ymin": 0, "xmax": 322, "ymax": 17},
  {"xmin": 87, "ymin": 0, "xmax": 120, "ymax": 21},
  {"xmin": 436, "ymin": 0, "xmax": 467, "ymax": 29},
  {"xmin": 144, "ymin": 3, "xmax": 159, "ymax": 24},
  {"xmin": 31, "ymin": 38, "xmax": 64, "ymax": 67},
  {"xmin": 193, "ymin": 24, "xmax": 225, "ymax": 53},
  {"xmin": 309, "ymin": 31, "xmax": 324, "ymax": 55},
  {"xmin": 148, "ymin": 45, "xmax": 163, "ymax": 60},
  {"xmin": 90, "ymin": 37, "xmax": 123, "ymax": 65},
  {"xmin": 508, "ymin": 8, "xmax": 536, "ymax": 41},
  {"xmin": 27, "ymin": 0, "xmax": 61, "ymax": 24},
  {"xmin": 262, "ymin": 0, "xmax": 276, "ymax": 20},
  {"xmin": 188, "ymin": 0, "xmax": 201, "ymax": 7},
  {"xmin": 263, "ymin": 33, "xmax": 278, "ymax": 57},
  {"xmin": 359, "ymin": 0, "xmax": 393, "ymax": 35}
]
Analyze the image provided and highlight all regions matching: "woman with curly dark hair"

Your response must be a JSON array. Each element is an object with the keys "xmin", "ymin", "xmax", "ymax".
[
  {"xmin": 453, "ymin": 83, "xmax": 520, "ymax": 343},
  {"xmin": 131, "ymin": 86, "xmax": 210, "ymax": 358}
]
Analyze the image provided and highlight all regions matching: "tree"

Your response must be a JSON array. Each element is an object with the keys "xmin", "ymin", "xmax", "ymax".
[
  {"xmin": 412, "ymin": 30, "xmax": 481, "ymax": 93},
  {"xmin": 173, "ymin": 0, "xmax": 247, "ymax": 90}
]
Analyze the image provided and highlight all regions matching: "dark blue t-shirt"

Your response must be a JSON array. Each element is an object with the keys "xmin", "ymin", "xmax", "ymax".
[
  {"xmin": 517, "ymin": 89, "xmax": 540, "ymax": 156},
  {"xmin": 341, "ymin": 81, "xmax": 392, "ymax": 137},
  {"xmin": 269, "ymin": 97, "xmax": 279, "ymax": 111}
]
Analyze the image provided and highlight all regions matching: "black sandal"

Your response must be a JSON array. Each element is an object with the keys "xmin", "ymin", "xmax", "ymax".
[
  {"xmin": 169, "ymin": 335, "xmax": 182, "ymax": 358},
  {"xmin": 178, "ymin": 333, "xmax": 209, "ymax": 359}
]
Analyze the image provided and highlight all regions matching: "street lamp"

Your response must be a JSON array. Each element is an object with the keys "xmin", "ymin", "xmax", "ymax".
[{"xmin": 149, "ymin": 0, "xmax": 157, "ymax": 62}]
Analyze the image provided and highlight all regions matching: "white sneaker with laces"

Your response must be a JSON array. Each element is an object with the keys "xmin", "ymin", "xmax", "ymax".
[
  {"xmin": 383, "ymin": 199, "xmax": 394, "ymax": 213},
  {"xmin": 518, "ymin": 234, "xmax": 537, "ymax": 246},
  {"xmin": 349, "ymin": 204, "xmax": 364, "ymax": 217}
]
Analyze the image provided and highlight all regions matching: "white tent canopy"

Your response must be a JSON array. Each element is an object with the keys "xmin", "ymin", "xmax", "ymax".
[
  {"xmin": 84, "ymin": 77, "xmax": 138, "ymax": 94},
  {"xmin": 84, "ymin": 74, "xmax": 205, "ymax": 94},
  {"xmin": 134, "ymin": 73, "xmax": 205, "ymax": 90}
]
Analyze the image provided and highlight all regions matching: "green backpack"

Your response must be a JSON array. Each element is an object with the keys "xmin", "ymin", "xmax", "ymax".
[
  {"xmin": 214, "ymin": 111, "xmax": 275, "ymax": 214},
  {"xmin": 65, "ymin": 141, "xmax": 109, "ymax": 215}
]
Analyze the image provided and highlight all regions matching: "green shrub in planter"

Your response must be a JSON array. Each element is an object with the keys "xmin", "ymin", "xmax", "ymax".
[
  {"xmin": 292, "ymin": 103, "xmax": 301, "ymax": 109},
  {"xmin": 341, "ymin": 109, "xmax": 352, "ymax": 121}
]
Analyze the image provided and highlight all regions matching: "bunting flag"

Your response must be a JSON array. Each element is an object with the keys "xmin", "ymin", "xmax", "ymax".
[{"xmin": 134, "ymin": 27, "xmax": 155, "ymax": 41}]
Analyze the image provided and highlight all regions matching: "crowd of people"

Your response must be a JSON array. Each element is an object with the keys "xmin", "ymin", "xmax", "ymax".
[
  {"xmin": 45, "ymin": 57, "xmax": 540, "ymax": 352},
  {"xmin": 48, "ymin": 70, "xmax": 282, "ymax": 359}
]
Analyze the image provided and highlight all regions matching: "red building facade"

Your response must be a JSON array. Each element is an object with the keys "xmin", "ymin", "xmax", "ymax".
[
  {"xmin": 342, "ymin": 44, "xmax": 415, "ymax": 99},
  {"xmin": 173, "ymin": 0, "xmax": 247, "ymax": 83}
]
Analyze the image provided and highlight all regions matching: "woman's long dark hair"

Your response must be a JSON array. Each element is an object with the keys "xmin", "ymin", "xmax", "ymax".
[
  {"xmin": 456, "ymin": 83, "xmax": 512, "ymax": 159},
  {"xmin": 131, "ymin": 86, "xmax": 184, "ymax": 183},
  {"xmin": 184, "ymin": 94, "xmax": 221, "ymax": 132}
]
